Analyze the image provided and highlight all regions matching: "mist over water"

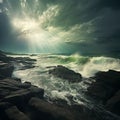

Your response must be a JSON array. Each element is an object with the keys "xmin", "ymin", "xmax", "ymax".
[{"xmin": 12, "ymin": 54, "xmax": 120, "ymax": 105}]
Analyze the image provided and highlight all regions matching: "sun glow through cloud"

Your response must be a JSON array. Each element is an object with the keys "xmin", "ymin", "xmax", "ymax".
[
  {"xmin": 1, "ymin": 0, "xmax": 120, "ymax": 56},
  {"xmin": 0, "ymin": 0, "xmax": 3, "ymax": 3},
  {"xmin": 5, "ymin": 0, "xmax": 81, "ymax": 54},
  {"xmin": 5, "ymin": 0, "xmax": 63, "ymax": 53},
  {"xmin": 11, "ymin": 16, "xmax": 61, "ymax": 53}
]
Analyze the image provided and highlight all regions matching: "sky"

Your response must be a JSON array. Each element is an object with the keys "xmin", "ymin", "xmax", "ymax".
[{"xmin": 0, "ymin": 0, "xmax": 120, "ymax": 57}]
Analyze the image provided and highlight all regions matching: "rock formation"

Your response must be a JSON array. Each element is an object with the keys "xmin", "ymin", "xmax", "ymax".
[
  {"xmin": 0, "ymin": 51, "xmax": 120, "ymax": 120},
  {"xmin": 49, "ymin": 65, "xmax": 82, "ymax": 82},
  {"xmin": 87, "ymin": 70, "xmax": 120, "ymax": 116}
]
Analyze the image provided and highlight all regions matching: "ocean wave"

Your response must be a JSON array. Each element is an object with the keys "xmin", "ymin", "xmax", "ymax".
[
  {"xmin": 42, "ymin": 54, "xmax": 120, "ymax": 77},
  {"xmin": 12, "ymin": 54, "xmax": 120, "ymax": 105}
]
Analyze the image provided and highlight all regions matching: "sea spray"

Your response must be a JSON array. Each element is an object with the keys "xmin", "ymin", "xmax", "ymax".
[{"xmin": 12, "ymin": 54, "xmax": 120, "ymax": 105}]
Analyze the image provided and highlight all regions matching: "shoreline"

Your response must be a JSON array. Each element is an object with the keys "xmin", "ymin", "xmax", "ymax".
[{"xmin": 0, "ymin": 51, "xmax": 120, "ymax": 120}]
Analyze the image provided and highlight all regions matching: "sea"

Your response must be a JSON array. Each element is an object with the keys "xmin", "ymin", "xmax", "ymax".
[{"xmin": 9, "ymin": 54, "xmax": 120, "ymax": 106}]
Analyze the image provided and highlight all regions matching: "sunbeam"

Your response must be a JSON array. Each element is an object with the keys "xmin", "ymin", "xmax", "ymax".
[
  {"xmin": 4, "ymin": 0, "xmax": 63, "ymax": 53},
  {"xmin": 11, "ymin": 17, "xmax": 61, "ymax": 53}
]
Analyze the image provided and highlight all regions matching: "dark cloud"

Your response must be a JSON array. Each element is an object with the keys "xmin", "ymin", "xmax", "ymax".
[
  {"xmin": 41, "ymin": 0, "xmax": 120, "ymax": 28},
  {"xmin": 0, "ymin": 13, "xmax": 10, "ymax": 39},
  {"xmin": 0, "ymin": 0, "xmax": 120, "ymax": 57},
  {"xmin": 99, "ymin": 0, "xmax": 120, "ymax": 10},
  {"xmin": 0, "ymin": 11, "xmax": 28, "ymax": 52}
]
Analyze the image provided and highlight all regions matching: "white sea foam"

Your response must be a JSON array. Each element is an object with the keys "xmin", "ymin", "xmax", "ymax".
[
  {"xmin": 80, "ymin": 56, "xmax": 120, "ymax": 77},
  {"xmin": 12, "ymin": 54, "xmax": 120, "ymax": 105}
]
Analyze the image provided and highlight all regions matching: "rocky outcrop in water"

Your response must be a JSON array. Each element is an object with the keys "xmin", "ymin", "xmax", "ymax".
[
  {"xmin": 105, "ymin": 90, "xmax": 120, "ymax": 116},
  {"xmin": 94, "ymin": 70, "xmax": 120, "ymax": 88},
  {"xmin": 0, "ymin": 79, "xmax": 44, "ymax": 102},
  {"xmin": 0, "ymin": 78, "xmax": 44, "ymax": 120},
  {"xmin": 0, "ymin": 51, "xmax": 14, "ymax": 79},
  {"xmin": 14, "ymin": 57, "xmax": 36, "ymax": 70},
  {"xmin": 0, "ymin": 51, "xmax": 13, "ymax": 63},
  {"xmin": 0, "ymin": 51, "xmax": 120, "ymax": 120},
  {"xmin": 49, "ymin": 65, "xmax": 82, "ymax": 82},
  {"xmin": 29, "ymin": 97, "xmax": 75, "ymax": 120},
  {"xmin": 0, "ymin": 62, "xmax": 14, "ymax": 79},
  {"xmin": 86, "ymin": 70, "xmax": 120, "ymax": 116},
  {"xmin": 0, "ymin": 51, "xmax": 36, "ymax": 79}
]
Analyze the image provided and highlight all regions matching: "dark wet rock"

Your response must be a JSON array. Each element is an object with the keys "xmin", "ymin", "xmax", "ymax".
[
  {"xmin": 28, "ymin": 97, "xmax": 120, "ymax": 120},
  {"xmin": 0, "ymin": 102, "xmax": 14, "ymax": 120},
  {"xmin": 87, "ymin": 81, "xmax": 116, "ymax": 102},
  {"xmin": 23, "ymin": 82, "xmax": 31, "ymax": 87},
  {"xmin": 0, "ymin": 77, "xmax": 44, "ymax": 120},
  {"xmin": 3, "ymin": 87, "xmax": 44, "ymax": 105},
  {"xmin": 0, "ymin": 51, "xmax": 14, "ymax": 79},
  {"xmin": 0, "ymin": 50, "xmax": 120, "ymax": 119},
  {"xmin": 29, "ymin": 97, "xmax": 75, "ymax": 120},
  {"xmin": 14, "ymin": 57, "xmax": 36, "ymax": 62},
  {"xmin": 0, "ymin": 63, "xmax": 14, "ymax": 79},
  {"xmin": 0, "ymin": 51, "xmax": 13, "ymax": 63},
  {"xmin": 72, "ymin": 103, "xmax": 120, "ymax": 120},
  {"xmin": 94, "ymin": 70, "xmax": 120, "ymax": 88},
  {"xmin": 0, "ymin": 102, "xmax": 13, "ymax": 110},
  {"xmin": 0, "ymin": 51, "xmax": 36, "ymax": 71},
  {"xmin": 106, "ymin": 90, "xmax": 120, "ymax": 116},
  {"xmin": 0, "ymin": 79, "xmax": 44, "ymax": 105},
  {"xmin": 14, "ymin": 57, "xmax": 36, "ymax": 66},
  {"xmin": 49, "ymin": 65, "xmax": 82, "ymax": 82},
  {"xmin": 14, "ymin": 57, "xmax": 36, "ymax": 70},
  {"xmin": 87, "ymin": 70, "xmax": 120, "ymax": 103},
  {"xmin": 86, "ymin": 70, "xmax": 120, "ymax": 117},
  {"xmin": 5, "ymin": 106, "xmax": 30, "ymax": 120},
  {"xmin": 13, "ymin": 78, "xmax": 21, "ymax": 82}
]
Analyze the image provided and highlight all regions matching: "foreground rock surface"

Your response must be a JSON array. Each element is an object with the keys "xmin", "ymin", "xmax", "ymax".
[
  {"xmin": 0, "ymin": 51, "xmax": 120, "ymax": 120},
  {"xmin": 29, "ymin": 97, "xmax": 74, "ymax": 120},
  {"xmin": 0, "ymin": 51, "xmax": 13, "ymax": 63},
  {"xmin": 0, "ymin": 78, "xmax": 44, "ymax": 120},
  {"xmin": 106, "ymin": 90, "xmax": 120, "ymax": 116},
  {"xmin": 0, "ymin": 62, "xmax": 14, "ymax": 79},
  {"xmin": 49, "ymin": 65, "xmax": 82, "ymax": 82},
  {"xmin": 94, "ymin": 70, "xmax": 120, "ymax": 87},
  {"xmin": 28, "ymin": 97, "xmax": 120, "ymax": 120},
  {"xmin": 14, "ymin": 57, "xmax": 36, "ymax": 70},
  {"xmin": 0, "ymin": 51, "xmax": 14, "ymax": 79},
  {"xmin": 87, "ymin": 70, "xmax": 120, "ymax": 116},
  {"xmin": 5, "ymin": 106, "xmax": 30, "ymax": 120},
  {"xmin": 0, "ymin": 79, "xmax": 44, "ymax": 102}
]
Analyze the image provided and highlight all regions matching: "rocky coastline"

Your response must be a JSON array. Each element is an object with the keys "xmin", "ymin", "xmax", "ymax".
[{"xmin": 0, "ymin": 51, "xmax": 120, "ymax": 120}]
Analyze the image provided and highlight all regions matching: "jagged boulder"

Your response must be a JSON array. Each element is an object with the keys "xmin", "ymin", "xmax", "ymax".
[
  {"xmin": 5, "ymin": 106, "xmax": 30, "ymax": 120},
  {"xmin": 94, "ymin": 70, "xmax": 120, "ymax": 87},
  {"xmin": 0, "ymin": 102, "xmax": 13, "ymax": 110},
  {"xmin": 0, "ymin": 62, "xmax": 14, "ymax": 79},
  {"xmin": 87, "ymin": 70, "xmax": 120, "ymax": 102},
  {"xmin": 106, "ymin": 90, "xmax": 120, "ymax": 116},
  {"xmin": 87, "ymin": 81, "xmax": 116, "ymax": 102},
  {"xmin": 0, "ymin": 51, "xmax": 13, "ymax": 62},
  {"xmin": 0, "ymin": 79, "xmax": 44, "ymax": 106},
  {"xmin": 0, "ymin": 51, "xmax": 14, "ymax": 79},
  {"xmin": 28, "ymin": 97, "xmax": 120, "ymax": 120},
  {"xmin": 49, "ymin": 65, "xmax": 82, "ymax": 82},
  {"xmin": 29, "ymin": 97, "xmax": 75, "ymax": 120},
  {"xmin": 86, "ymin": 69, "xmax": 120, "ymax": 116},
  {"xmin": 14, "ymin": 57, "xmax": 36, "ymax": 70}
]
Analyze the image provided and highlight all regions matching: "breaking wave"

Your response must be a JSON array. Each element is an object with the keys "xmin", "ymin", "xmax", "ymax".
[
  {"xmin": 12, "ymin": 54, "xmax": 120, "ymax": 105},
  {"xmin": 39, "ymin": 54, "xmax": 120, "ymax": 77}
]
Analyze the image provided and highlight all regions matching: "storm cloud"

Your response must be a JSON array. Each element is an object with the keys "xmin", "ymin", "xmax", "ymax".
[{"xmin": 0, "ymin": 0, "xmax": 120, "ymax": 57}]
